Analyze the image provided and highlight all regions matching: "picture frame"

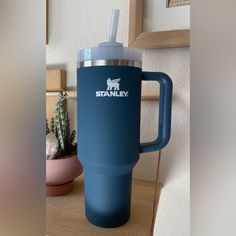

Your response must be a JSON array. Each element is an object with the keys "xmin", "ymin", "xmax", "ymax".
[{"xmin": 128, "ymin": 0, "xmax": 190, "ymax": 49}]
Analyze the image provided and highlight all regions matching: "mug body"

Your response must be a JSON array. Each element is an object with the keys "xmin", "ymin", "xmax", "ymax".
[{"xmin": 77, "ymin": 65, "xmax": 142, "ymax": 227}]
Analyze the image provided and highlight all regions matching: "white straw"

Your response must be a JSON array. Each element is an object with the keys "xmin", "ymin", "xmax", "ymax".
[{"xmin": 109, "ymin": 9, "xmax": 120, "ymax": 42}]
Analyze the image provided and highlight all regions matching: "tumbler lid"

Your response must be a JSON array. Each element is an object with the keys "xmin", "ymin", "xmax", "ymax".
[{"xmin": 77, "ymin": 9, "xmax": 142, "ymax": 68}]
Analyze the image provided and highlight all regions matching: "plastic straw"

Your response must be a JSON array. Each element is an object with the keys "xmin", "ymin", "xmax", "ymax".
[{"xmin": 109, "ymin": 9, "xmax": 120, "ymax": 42}]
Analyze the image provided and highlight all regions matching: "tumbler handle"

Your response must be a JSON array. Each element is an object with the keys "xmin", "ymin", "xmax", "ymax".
[{"xmin": 140, "ymin": 72, "xmax": 173, "ymax": 153}]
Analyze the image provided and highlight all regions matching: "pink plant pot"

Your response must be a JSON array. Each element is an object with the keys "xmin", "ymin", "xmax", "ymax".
[{"xmin": 46, "ymin": 155, "xmax": 83, "ymax": 197}]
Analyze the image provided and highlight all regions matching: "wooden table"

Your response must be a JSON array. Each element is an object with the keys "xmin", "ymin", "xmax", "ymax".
[{"xmin": 47, "ymin": 177, "xmax": 161, "ymax": 236}]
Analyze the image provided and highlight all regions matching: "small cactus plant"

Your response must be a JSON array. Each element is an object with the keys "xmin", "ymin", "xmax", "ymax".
[{"xmin": 46, "ymin": 91, "xmax": 77, "ymax": 158}]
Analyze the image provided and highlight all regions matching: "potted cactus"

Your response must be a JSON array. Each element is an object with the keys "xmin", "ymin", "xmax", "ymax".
[{"xmin": 46, "ymin": 91, "xmax": 83, "ymax": 197}]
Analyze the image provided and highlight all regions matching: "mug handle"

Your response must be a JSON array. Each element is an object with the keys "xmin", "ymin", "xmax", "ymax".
[{"xmin": 140, "ymin": 72, "xmax": 173, "ymax": 154}]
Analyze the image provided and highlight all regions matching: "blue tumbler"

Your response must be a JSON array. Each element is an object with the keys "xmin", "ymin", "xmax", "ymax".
[{"xmin": 77, "ymin": 10, "xmax": 172, "ymax": 228}]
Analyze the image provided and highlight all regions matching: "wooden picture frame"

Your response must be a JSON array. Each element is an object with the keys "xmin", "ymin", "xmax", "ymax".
[{"xmin": 128, "ymin": 0, "xmax": 190, "ymax": 49}]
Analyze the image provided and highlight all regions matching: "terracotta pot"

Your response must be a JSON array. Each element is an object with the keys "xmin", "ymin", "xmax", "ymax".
[{"xmin": 46, "ymin": 155, "xmax": 83, "ymax": 197}]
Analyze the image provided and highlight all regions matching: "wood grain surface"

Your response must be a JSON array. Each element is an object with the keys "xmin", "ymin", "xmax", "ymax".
[
  {"xmin": 47, "ymin": 178, "xmax": 161, "ymax": 236},
  {"xmin": 46, "ymin": 69, "xmax": 66, "ymax": 91},
  {"xmin": 130, "ymin": 30, "xmax": 190, "ymax": 49},
  {"xmin": 46, "ymin": 91, "xmax": 159, "ymax": 101},
  {"xmin": 128, "ymin": 0, "xmax": 190, "ymax": 48}
]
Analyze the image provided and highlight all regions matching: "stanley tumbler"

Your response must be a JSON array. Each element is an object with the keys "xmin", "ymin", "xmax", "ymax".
[{"xmin": 77, "ymin": 9, "xmax": 173, "ymax": 228}]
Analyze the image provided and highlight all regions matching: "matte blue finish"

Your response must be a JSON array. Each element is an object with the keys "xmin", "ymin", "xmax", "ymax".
[
  {"xmin": 140, "ymin": 72, "xmax": 173, "ymax": 153},
  {"xmin": 84, "ymin": 171, "xmax": 132, "ymax": 227},
  {"xmin": 77, "ymin": 66, "xmax": 172, "ymax": 227}
]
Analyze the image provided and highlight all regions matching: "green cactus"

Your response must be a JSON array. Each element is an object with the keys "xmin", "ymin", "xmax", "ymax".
[
  {"xmin": 46, "ymin": 119, "xmax": 50, "ymax": 135},
  {"xmin": 50, "ymin": 117, "xmax": 55, "ymax": 133},
  {"xmin": 46, "ymin": 91, "xmax": 77, "ymax": 157}
]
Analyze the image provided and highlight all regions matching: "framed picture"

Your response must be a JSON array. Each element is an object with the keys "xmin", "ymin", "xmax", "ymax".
[{"xmin": 129, "ymin": 0, "xmax": 190, "ymax": 49}]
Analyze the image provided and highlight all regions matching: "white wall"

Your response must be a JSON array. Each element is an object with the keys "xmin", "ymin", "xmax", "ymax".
[{"xmin": 46, "ymin": 1, "xmax": 189, "ymax": 235}]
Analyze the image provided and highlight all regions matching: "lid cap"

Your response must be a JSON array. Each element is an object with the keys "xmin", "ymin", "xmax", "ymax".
[{"xmin": 77, "ymin": 9, "xmax": 142, "ymax": 64}]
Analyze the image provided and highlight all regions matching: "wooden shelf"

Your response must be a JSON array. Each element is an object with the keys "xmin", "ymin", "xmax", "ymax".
[
  {"xmin": 47, "ymin": 178, "xmax": 161, "ymax": 236},
  {"xmin": 46, "ymin": 91, "xmax": 159, "ymax": 101}
]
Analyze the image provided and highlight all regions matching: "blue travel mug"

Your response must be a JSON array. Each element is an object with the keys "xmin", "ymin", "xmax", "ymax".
[{"xmin": 77, "ymin": 10, "xmax": 172, "ymax": 228}]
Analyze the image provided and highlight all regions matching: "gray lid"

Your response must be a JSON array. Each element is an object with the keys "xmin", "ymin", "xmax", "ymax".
[
  {"xmin": 77, "ymin": 9, "xmax": 142, "ymax": 66},
  {"xmin": 77, "ymin": 43, "xmax": 142, "ymax": 63}
]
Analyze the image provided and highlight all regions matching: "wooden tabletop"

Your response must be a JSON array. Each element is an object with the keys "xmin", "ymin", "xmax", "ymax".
[{"xmin": 47, "ymin": 177, "xmax": 161, "ymax": 236}]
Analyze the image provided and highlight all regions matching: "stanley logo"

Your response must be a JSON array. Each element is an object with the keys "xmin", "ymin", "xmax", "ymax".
[{"xmin": 96, "ymin": 78, "xmax": 129, "ymax": 97}]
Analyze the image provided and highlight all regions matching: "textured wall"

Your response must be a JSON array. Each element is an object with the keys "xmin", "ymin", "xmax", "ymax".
[
  {"xmin": 46, "ymin": 1, "xmax": 189, "ymax": 235},
  {"xmin": 143, "ymin": 48, "xmax": 190, "ymax": 236}
]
